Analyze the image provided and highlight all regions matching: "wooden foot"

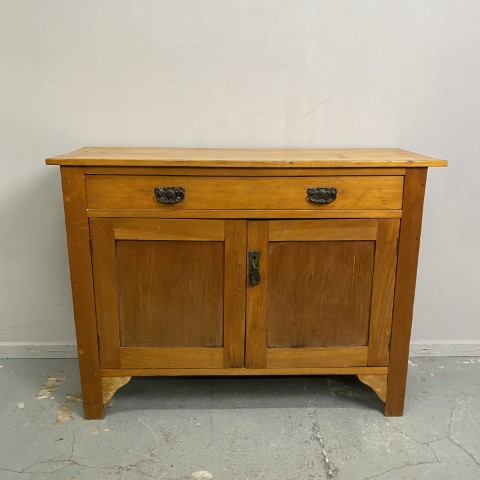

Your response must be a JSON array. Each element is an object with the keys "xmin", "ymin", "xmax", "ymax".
[
  {"xmin": 358, "ymin": 374, "xmax": 387, "ymax": 403},
  {"xmin": 80, "ymin": 374, "xmax": 105, "ymax": 419},
  {"xmin": 384, "ymin": 394, "xmax": 405, "ymax": 416},
  {"xmin": 102, "ymin": 377, "xmax": 132, "ymax": 405}
]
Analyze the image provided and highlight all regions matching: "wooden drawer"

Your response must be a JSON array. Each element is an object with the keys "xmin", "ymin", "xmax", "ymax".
[{"xmin": 86, "ymin": 175, "xmax": 404, "ymax": 210}]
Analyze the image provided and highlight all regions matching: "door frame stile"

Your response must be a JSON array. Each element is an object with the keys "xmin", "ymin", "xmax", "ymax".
[
  {"xmin": 245, "ymin": 221, "xmax": 269, "ymax": 368},
  {"xmin": 223, "ymin": 220, "xmax": 247, "ymax": 367}
]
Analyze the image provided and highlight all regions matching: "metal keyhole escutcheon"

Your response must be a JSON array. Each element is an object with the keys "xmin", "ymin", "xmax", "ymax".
[{"xmin": 248, "ymin": 251, "xmax": 260, "ymax": 286}]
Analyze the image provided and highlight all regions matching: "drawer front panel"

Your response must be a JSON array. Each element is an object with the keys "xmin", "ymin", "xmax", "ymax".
[{"xmin": 86, "ymin": 175, "xmax": 404, "ymax": 210}]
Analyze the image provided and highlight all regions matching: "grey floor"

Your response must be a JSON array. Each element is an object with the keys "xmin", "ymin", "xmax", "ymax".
[{"xmin": 0, "ymin": 358, "xmax": 479, "ymax": 479}]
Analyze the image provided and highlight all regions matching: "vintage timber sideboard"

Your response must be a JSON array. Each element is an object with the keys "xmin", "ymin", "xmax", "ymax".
[{"xmin": 46, "ymin": 147, "xmax": 447, "ymax": 419}]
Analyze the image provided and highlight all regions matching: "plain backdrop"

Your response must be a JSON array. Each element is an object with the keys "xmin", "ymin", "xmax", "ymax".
[{"xmin": 1, "ymin": 0, "xmax": 479, "ymax": 354}]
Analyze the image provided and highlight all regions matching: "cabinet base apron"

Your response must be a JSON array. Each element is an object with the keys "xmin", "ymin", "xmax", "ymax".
[{"xmin": 100, "ymin": 370, "xmax": 390, "ymax": 412}]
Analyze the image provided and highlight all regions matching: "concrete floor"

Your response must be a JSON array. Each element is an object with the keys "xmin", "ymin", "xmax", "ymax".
[{"xmin": 0, "ymin": 358, "xmax": 479, "ymax": 479}]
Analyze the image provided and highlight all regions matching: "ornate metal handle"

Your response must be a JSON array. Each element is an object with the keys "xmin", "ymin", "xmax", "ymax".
[
  {"xmin": 248, "ymin": 251, "xmax": 260, "ymax": 286},
  {"xmin": 154, "ymin": 187, "xmax": 185, "ymax": 204},
  {"xmin": 307, "ymin": 187, "xmax": 337, "ymax": 204}
]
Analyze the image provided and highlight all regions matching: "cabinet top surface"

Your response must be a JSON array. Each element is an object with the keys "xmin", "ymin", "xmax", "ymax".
[{"xmin": 46, "ymin": 147, "xmax": 447, "ymax": 168}]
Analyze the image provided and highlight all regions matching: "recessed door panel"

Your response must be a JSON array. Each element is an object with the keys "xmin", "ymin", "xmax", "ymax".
[
  {"xmin": 267, "ymin": 241, "xmax": 375, "ymax": 348},
  {"xmin": 116, "ymin": 240, "xmax": 224, "ymax": 348}
]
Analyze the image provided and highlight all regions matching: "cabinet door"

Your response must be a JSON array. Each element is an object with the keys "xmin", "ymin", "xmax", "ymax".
[
  {"xmin": 246, "ymin": 219, "xmax": 399, "ymax": 369},
  {"xmin": 90, "ymin": 218, "xmax": 246, "ymax": 370}
]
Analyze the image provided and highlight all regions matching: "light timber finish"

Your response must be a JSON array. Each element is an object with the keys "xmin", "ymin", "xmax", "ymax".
[
  {"xmin": 101, "ymin": 367, "xmax": 389, "ymax": 376},
  {"xmin": 47, "ymin": 148, "xmax": 446, "ymax": 418},
  {"xmin": 259, "ymin": 218, "xmax": 400, "ymax": 370},
  {"xmin": 102, "ymin": 377, "xmax": 131, "ymax": 405},
  {"xmin": 269, "ymin": 219, "xmax": 378, "ymax": 241},
  {"xmin": 83, "ymin": 166, "xmax": 407, "ymax": 176},
  {"xmin": 367, "ymin": 219, "xmax": 400, "ymax": 366},
  {"xmin": 60, "ymin": 167, "xmax": 104, "ymax": 419},
  {"xmin": 90, "ymin": 218, "xmax": 121, "ymax": 368},
  {"xmin": 112, "ymin": 218, "xmax": 226, "ymax": 241},
  {"xmin": 245, "ymin": 221, "xmax": 269, "ymax": 368},
  {"xmin": 385, "ymin": 168, "xmax": 428, "ymax": 416},
  {"xmin": 85, "ymin": 175, "xmax": 404, "ymax": 211},
  {"xmin": 120, "ymin": 348, "xmax": 225, "ymax": 369},
  {"xmin": 47, "ymin": 147, "xmax": 447, "ymax": 168},
  {"xmin": 116, "ymin": 241, "xmax": 224, "ymax": 348},
  {"xmin": 223, "ymin": 221, "xmax": 247, "ymax": 367},
  {"xmin": 90, "ymin": 218, "xmax": 242, "ymax": 371},
  {"xmin": 267, "ymin": 347, "xmax": 368, "ymax": 368},
  {"xmin": 87, "ymin": 209, "xmax": 403, "ymax": 219},
  {"xmin": 267, "ymin": 240, "xmax": 375, "ymax": 348},
  {"xmin": 358, "ymin": 375, "xmax": 388, "ymax": 403}
]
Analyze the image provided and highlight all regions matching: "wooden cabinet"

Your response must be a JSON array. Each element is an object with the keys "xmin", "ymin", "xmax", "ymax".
[{"xmin": 46, "ymin": 147, "xmax": 446, "ymax": 419}]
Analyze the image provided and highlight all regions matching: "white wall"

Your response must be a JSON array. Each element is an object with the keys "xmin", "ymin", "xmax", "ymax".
[{"xmin": 1, "ymin": 0, "xmax": 479, "ymax": 355}]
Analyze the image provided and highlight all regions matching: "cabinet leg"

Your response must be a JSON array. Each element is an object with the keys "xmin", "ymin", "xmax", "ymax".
[
  {"xmin": 384, "ymin": 169, "xmax": 427, "ymax": 417},
  {"xmin": 79, "ymin": 369, "xmax": 105, "ymax": 419},
  {"xmin": 60, "ymin": 167, "xmax": 105, "ymax": 420},
  {"xmin": 384, "ymin": 372, "xmax": 407, "ymax": 417}
]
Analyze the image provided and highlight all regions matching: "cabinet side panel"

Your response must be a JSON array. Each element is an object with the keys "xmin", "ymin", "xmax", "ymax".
[
  {"xmin": 386, "ymin": 168, "xmax": 427, "ymax": 416},
  {"xmin": 60, "ymin": 166, "xmax": 104, "ymax": 419}
]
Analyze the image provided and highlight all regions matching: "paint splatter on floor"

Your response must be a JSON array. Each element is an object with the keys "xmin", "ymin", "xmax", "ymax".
[
  {"xmin": 65, "ymin": 392, "xmax": 82, "ymax": 403},
  {"xmin": 35, "ymin": 374, "xmax": 65, "ymax": 399},
  {"xmin": 192, "ymin": 471, "xmax": 213, "ymax": 479},
  {"xmin": 53, "ymin": 392, "xmax": 83, "ymax": 425},
  {"xmin": 55, "ymin": 404, "xmax": 73, "ymax": 425}
]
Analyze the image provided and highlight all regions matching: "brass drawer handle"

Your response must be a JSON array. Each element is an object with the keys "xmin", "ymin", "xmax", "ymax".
[
  {"xmin": 154, "ymin": 187, "xmax": 185, "ymax": 204},
  {"xmin": 248, "ymin": 251, "xmax": 260, "ymax": 286},
  {"xmin": 307, "ymin": 187, "xmax": 337, "ymax": 204}
]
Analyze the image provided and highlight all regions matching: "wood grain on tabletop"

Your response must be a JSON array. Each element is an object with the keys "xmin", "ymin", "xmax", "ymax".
[{"xmin": 46, "ymin": 147, "xmax": 447, "ymax": 167}]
